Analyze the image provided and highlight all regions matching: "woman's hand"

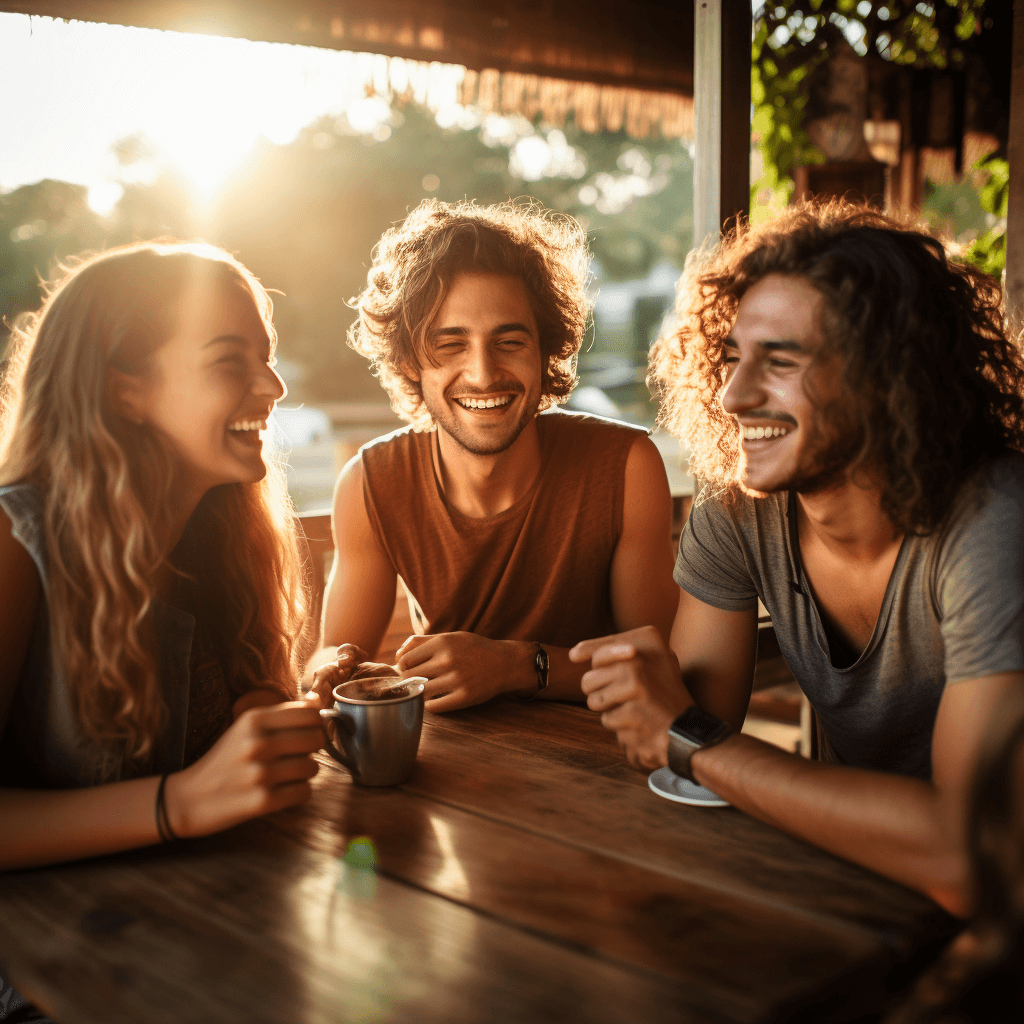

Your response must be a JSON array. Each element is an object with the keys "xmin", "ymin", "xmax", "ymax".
[
  {"xmin": 164, "ymin": 701, "xmax": 323, "ymax": 837},
  {"xmin": 305, "ymin": 644, "xmax": 372, "ymax": 711},
  {"xmin": 232, "ymin": 686, "xmax": 288, "ymax": 719}
]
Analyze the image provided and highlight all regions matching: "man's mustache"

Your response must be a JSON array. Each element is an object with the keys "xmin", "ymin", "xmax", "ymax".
[
  {"xmin": 738, "ymin": 409, "xmax": 798, "ymax": 426},
  {"xmin": 446, "ymin": 380, "xmax": 525, "ymax": 398}
]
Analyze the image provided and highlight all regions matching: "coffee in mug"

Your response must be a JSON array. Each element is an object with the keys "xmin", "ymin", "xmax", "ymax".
[
  {"xmin": 341, "ymin": 679, "xmax": 414, "ymax": 702},
  {"xmin": 320, "ymin": 678, "xmax": 426, "ymax": 786}
]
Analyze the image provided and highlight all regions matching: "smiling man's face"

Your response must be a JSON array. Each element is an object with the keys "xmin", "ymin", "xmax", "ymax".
[
  {"xmin": 412, "ymin": 272, "xmax": 543, "ymax": 456},
  {"xmin": 720, "ymin": 273, "xmax": 860, "ymax": 496}
]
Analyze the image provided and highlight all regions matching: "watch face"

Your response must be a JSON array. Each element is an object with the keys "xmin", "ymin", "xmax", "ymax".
[{"xmin": 670, "ymin": 707, "xmax": 729, "ymax": 745}]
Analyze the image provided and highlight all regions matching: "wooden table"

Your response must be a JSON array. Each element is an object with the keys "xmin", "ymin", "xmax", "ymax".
[{"xmin": 0, "ymin": 701, "xmax": 956, "ymax": 1024}]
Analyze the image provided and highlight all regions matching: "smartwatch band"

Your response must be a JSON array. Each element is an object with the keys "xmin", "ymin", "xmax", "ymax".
[{"xmin": 667, "ymin": 707, "xmax": 732, "ymax": 783}]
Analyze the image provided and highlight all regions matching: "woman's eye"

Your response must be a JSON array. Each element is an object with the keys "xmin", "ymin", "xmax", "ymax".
[{"xmin": 769, "ymin": 358, "xmax": 797, "ymax": 369}]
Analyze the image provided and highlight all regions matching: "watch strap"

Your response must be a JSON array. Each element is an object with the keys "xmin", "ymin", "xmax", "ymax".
[
  {"xmin": 522, "ymin": 643, "xmax": 549, "ymax": 700},
  {"xmin": 667, "ymin": 708, "xmax": 731, "ymax": 783}
]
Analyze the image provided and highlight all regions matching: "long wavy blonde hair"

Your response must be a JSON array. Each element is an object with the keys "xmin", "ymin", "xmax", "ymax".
[{"xmin": 0, "ymin": 241, "xmax": 309, "ymax": 768}]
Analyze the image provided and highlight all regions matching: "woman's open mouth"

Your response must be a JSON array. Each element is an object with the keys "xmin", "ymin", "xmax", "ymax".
[{"xmin": 227, "ymin": 418, "xmax": 267, "ymax": 445}]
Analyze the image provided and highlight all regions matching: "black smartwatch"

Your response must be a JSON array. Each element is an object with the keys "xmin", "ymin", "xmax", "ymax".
[{"xmin": 667, "ymin": 707, "xmax": 732, "ymax": 783}]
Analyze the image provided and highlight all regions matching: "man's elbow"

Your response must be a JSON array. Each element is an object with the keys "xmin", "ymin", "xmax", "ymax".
[{"xmin": 925, "ymin": 850, "xmax": 973, "ymax": 919}]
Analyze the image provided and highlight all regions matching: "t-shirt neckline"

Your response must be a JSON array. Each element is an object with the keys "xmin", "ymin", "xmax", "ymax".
[{"xmin": 785, "ymin": 489, "xmax": 910, "ymax": 672}]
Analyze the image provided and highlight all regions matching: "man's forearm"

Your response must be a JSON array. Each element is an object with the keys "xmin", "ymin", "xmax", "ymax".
[
  {"xmin": 302, "ymin": 645, "xmax": 343, "ymax": 685},
  {"xmin": 502, "ymin": 642, "xmax": 586, "ymax": 701},
  {"xmin": 690, "ymin": 733, "xmax": 969, "ymax": 915}
]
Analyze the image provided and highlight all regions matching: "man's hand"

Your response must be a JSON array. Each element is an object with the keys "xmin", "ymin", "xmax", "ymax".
[
  {"xmin": 396, "ymin": 632, "xmax": 532, "ymax": 713},
  {"xmin": 570, "ymin": 625, "xmax": 693, "ymax": 770},
  {"xmin": 304, "ymin": 644, "xmax": 371, "ymax": 711}
]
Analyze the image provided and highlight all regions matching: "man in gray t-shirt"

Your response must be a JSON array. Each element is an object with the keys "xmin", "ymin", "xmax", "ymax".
[
  {"xmin": 679, "ymin": 461, "xmax": 1024, "ymax": 780},
  {"xmin": 570, "ymin": 203, "xmax": 1024, "ymax": 916}
]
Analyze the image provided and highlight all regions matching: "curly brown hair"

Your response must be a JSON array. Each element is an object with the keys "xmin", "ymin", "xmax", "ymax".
[
  {"xmin": 649, "ymin": 200, "xmax": 1024, "ymax": 534},
  {"xmin": 348, "ymin": 199, "xmax": 592, "ymax": 429}
]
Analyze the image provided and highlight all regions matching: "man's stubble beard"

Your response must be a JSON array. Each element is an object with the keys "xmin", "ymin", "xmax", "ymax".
[
  {"xmin": 427, "ymin": 389, "xmax": 541, "ymax": 457},
  {"xmin": 740, "ymin": 401, "xmax": 866, "ymax": 499}
]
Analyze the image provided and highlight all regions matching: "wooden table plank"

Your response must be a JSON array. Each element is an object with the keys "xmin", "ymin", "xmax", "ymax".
[
  {"xmin": 269, "ymin": 757, "xmax": 884, "ymax": 1013},
  {"xmin": 411, "ymin": 702, "xmax": 955, "ymax": 949},
  {"xmin": 0, "ymin": 695, "xmax": 956, "ymax": 1024},
  {"xmin": 0, "ymin": 822, "xmax": 751, "ymax": 1024}
]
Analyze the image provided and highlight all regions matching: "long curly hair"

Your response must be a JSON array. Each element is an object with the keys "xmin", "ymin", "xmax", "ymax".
[
  {"xmin": 649, "ymin": 201, "xmax": 1024, "ymax": 534},
  {"xmin": 0, "ymin": 242, "xmax": 309, "ymax": 773},
  {"xmin": 349, "ymin": 199, "xmax": 592, "ymax": 430}
]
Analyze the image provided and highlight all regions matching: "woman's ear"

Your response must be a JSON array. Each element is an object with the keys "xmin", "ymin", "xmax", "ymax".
[{"xmin": 106, "ymin": 366, "xmax": 148, "ymax": 425}]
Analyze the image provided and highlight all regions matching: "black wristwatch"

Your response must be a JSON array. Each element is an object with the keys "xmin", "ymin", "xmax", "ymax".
[{"xmin": 667, "ymin": 707, "xmax": 732, "ymax": 783}]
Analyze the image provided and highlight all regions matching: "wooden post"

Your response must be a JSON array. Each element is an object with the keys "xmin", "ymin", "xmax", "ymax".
[
  {"xmin": 693, "ymin": 0, "xmax": 722, "ymax": 247},
  {"xmin": 1006, "ymin": 0, "xmax": 1024, "ymax": 318},
  {"xmin": 693, "ymin": 0, "xmax": 751, "ymax": 247}
]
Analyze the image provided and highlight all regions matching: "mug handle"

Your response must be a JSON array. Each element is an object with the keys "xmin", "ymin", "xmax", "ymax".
[{"xmin": 319, "ymin": 707, "xmax": 358, "ymax": 775}]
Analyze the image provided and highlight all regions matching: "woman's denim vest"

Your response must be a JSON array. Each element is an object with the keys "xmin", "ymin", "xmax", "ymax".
[{"xmin": 0, "ymin": 484, "xmax": 195, "ymax": 787}]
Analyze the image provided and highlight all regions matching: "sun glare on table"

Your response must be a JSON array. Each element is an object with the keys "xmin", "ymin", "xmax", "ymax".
[{"xmin": 0, "ymin": 14, "xmax": 466, "ymax": 209}]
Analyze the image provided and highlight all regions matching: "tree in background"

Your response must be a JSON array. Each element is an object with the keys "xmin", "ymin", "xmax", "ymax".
[
  {"xmin": 1, "ymin": 101, "xmax": 693, "ymax": 406},
  {"xmin": 751, "ymin": 0, "xmax": 1009, "ymax": 274},
  {"xmin": 0, "ymin": 180, "xmax": 105, "ymax": 327}
]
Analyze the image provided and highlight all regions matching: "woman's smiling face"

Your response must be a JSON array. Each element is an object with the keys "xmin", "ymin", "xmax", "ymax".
[{"xmin": 131, "ymin": 273, "xmax": 286, "ymax": 495}]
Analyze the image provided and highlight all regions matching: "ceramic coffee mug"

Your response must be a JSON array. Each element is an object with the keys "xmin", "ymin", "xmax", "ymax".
[{"xmin": 320, "ymin": 678, "xmax": 426, "ymax": 786}]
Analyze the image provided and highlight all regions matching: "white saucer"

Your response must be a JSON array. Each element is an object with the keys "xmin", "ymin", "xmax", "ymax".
[{"xmin": 648, "ymin": 767, "xmax": 730, "ymax": 807}]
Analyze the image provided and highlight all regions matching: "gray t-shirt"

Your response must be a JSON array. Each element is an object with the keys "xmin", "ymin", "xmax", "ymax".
[{"xmin": 674, "ymin": 456, "xmax": 1024, "ymax": 779}]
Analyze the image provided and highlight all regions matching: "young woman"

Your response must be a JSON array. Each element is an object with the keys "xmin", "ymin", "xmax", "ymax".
[{"xmin": 0, "ymin": 241, "xmax": 323, "ymax": 871}]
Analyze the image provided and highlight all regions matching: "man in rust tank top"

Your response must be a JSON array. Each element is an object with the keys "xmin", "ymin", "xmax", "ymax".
[{"xmin": 306, "ymin": 199, "xmax": 679, "ymax": 713}]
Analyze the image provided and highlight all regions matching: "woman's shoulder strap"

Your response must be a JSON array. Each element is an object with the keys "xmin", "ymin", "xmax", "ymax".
[{"xmin": 0, "ymin": 483, "xmax": 48, "ymax": 588}]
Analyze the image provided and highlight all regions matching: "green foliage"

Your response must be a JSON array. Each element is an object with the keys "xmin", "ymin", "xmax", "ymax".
[
  {"xmin": 0, "ymin": 172, "xmax": 196, "ymax": 348},
  {"xmin": 751, "ymin": 20, "xmax": 826, "ymax": 215},
  {"xmin": 751, "ymin": 1, "xmax": 988, "ymax": 214},
  {"xmin": 0, "ymin": 180, "xmax": 106, "ymax": 340},
  {"xmin": 920, "ymin": 176, "xmax": 988, "ymax": 241},
  {"xmin": 965, "ymin": 154, "xmax": 1009, "ymax": 276}
]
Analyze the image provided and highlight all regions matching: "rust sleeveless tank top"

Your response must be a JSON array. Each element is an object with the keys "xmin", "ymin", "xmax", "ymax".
[{"xmin": 361, "ymin": 410, "xmax": 646, "ymax": 648}]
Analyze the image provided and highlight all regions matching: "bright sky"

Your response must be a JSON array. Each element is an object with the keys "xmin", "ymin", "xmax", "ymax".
[{"xmin": 0, "ymin": 13, "xmax": 467, "ymax": 211}]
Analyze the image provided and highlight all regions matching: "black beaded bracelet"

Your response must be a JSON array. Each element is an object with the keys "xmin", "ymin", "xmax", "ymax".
[
  {"xmin": 155, "ymin": 773, "xmax": 179, "ymax": 843},
  {"xmin": 523, "ymin": 643, "xmax": 549, "ymax": 701}
]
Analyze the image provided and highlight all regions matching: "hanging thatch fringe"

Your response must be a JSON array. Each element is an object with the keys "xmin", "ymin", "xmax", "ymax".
[
  {"xmin": 460, "ymin": 69, "xmax": 693, "ymax": 140},
  {"xmin": 274, "ymin": 50, "xmax": 693, "ymax": 141},
  {"xmin": 0, "ymin": 3, "xmax": 696, "ymax": 135}
]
